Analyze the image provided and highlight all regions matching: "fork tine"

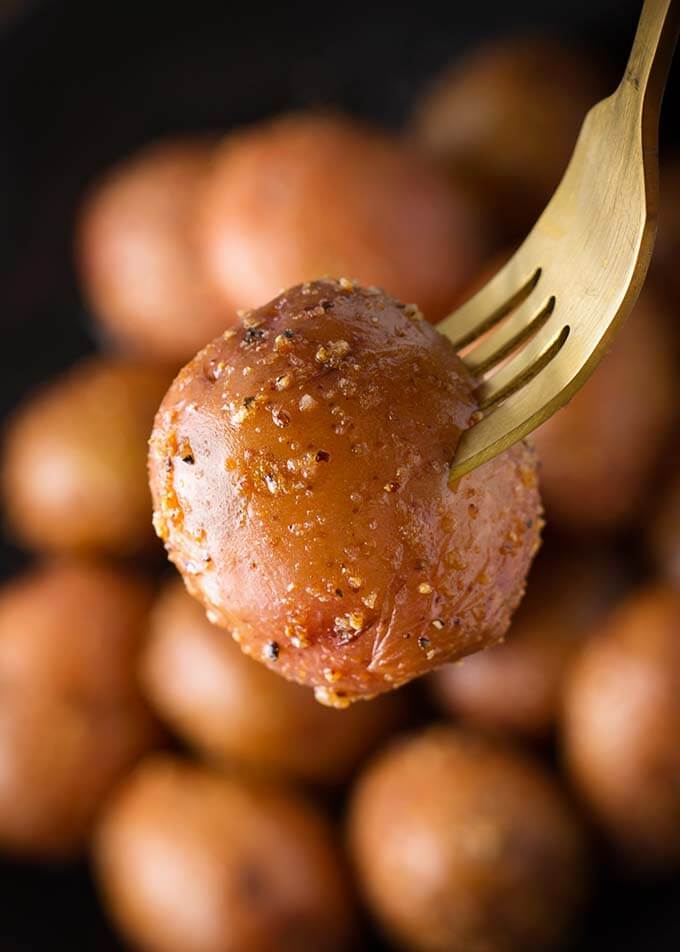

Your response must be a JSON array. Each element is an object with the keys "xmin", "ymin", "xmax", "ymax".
[
  {"xmin": 437, "ymin": 254, "xmax": 542, "ymax": 351},
  {"xmin": 475, "ymin": 315, "xmax": 570, "ymax": 411},
  {"xmin": 449, "ymin": 337, "xmax": 575, "ymax": 482},
  {"xmin": 464, "ymin": 293, "xmax": 557, "ymax": 377}
]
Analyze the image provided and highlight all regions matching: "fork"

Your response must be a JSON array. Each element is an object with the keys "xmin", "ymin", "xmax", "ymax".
[{"xmin": 441, "ymin": 0, "xmax": 678, "ymax": 483}]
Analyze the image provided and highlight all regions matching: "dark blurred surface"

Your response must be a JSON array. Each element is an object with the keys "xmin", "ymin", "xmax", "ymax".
[{"xmin": 0, "ymin": 1, "xmax": 678, "ymax": 949}]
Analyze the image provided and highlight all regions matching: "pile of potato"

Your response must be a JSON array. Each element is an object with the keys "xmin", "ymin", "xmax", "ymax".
[{"xmin": 1, "ymin": 33, "xmax": 679, "ymax": 952}]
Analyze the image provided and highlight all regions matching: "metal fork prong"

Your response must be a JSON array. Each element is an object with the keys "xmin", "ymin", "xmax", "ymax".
[
  {"xmin": 476, "ymin": 321, "xmax": 570, "ymax": 411},
  {"xmin": 464, "ymin": 294, "xmax": 557, "ymax": 378},
  {"xmin": 449, "ymin": 337, "xmax": 575, "ymax": 483},
  {"xmin": 437, "ymin": 261, "xmax": 541, "ymax": 351}
]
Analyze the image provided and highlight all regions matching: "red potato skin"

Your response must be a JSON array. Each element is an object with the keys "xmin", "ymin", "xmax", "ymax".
[
  {"xmin": 143, "ymin": 580, "xmax": 409, "ymax": 784},
  {"xmin": 198, "ymin": 113, "xmax": 486, "ymax": 324},
  {"xmin": 348, "ymin": 727, "xmax": 588, "ymax": 952},
  {"xmin": 0, "ymin": 562, "xmax": 160, "ymax": 857},
  {"xmin": 2, "ymin": 358, "xmax": 174, "ymax": 557},
  {"xmin": 95, "ymin": 756, "xmax": 357, "ymax": 952},
  {"xmin": 563, "ymin": 586, "xmax": 680, "ymax": 870},
  {"xmin": 149, "ymin": 280, "xmax": 542, "ymax": 704},
  {"xmin": 76, "ymin": 139, "xmax": 228, "ymax": 362},
  {"xmin": 532, "ymin": 289, "xmax": 677, "ymax": 533}
]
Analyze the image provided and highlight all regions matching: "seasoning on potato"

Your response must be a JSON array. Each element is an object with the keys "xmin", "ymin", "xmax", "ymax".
[
  {"xmin": 95, "ymin": 755, "xmax": 357, "ymax": 952},
  {"xmin": 563, "ymin": 585, "xmax": 680, "ymax": 871},
  {"xmin": 143, "ymin": 580, "xmax": 409, "ymax": 784},
  {"xmin": 76, "ymin": 138, "xmax": 228, "ymax": 362},
  {"xmin": 430, "ymin": 545, "xmax": 624, "ymax": 737},
  {"xmin": 0, "ymin": 561, "xmax": 159, "ymax": 858},
  {"xmin": 348, "ymin": 726, "xmax": 589, "ymax": 952},
  {"xmin": 148, "ymin": 279, "xmax": 543, "ymax": 705},
  {"xmin": 2, "ymin": 357, "xmax": 173, "ymax": 557},
  {"xmin": 411, "ymin": 36, "xmax": 608, "ymax": 237},
  {"xmin": 532, "ymin": 288, "xmax": 676, "ymax": 533},
  {"xmin": 198, "ymin": 112, "xmax": 487, "ymax": 323}
]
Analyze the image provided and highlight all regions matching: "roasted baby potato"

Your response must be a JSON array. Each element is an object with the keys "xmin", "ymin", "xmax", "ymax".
[
  {"xmin": 198, "ymin": 113, "xmax": 486, "ymax": 323},
  {"xmin": 148, "ymin": 280, "xmax": 542, "ymax": 703},
  {"xmin": 2, "ymin": 357, "xmax": 173, "ymax": 557},
  {"xmin": 95, "ymin": 755, "xmax": 357, "ymax": 952},
  {"xmin": 348, "ymin": 725, "xmax": 588, "ymax": 952},
  {"xmin": 563, "ymin": 585, "xmax": 680, "ymax": 871},
  {"xmin": 0, "ymin": 561, "xmax": 159, "ymax": 857},
  {"xmin": 77, "ymin": 139, "xmax": 227, "ymax": 362}
]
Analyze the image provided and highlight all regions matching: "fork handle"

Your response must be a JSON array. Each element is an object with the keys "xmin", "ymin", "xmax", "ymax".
[{"xmin": 620, "ymin": 0, "xmax": 679, "ymax": 145}]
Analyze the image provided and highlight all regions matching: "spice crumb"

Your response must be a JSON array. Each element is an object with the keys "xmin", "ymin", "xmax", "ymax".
[
  {"xmin": 299, "ymin": 394, "xmax": 317, "ymax": 411},
  {"xmin": 314, "ymin": 686, "xmax": 350, "ymax": 709}
]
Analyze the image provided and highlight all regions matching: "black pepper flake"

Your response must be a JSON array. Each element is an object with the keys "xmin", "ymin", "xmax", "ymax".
[
  {"xmin": 282, "ymin": 328, "xmax": 295, "ymax": 339},
  {"xmin": 318, "ymin": 299, "xmax": 334, "ymax": 310},
  {"xmin": 315, "ymin": 450, "xmax": 331, "ymax": 462},
  {"xmin": 526, "ymin": 519, "xmax": 534, "ymax": 528},
  {"xmin": 243, "ymin": 327, "xmax": 266, "ymax": 345},
  {"xmin": 335, "ymin": 588, "xmax": 343, "ymax": 598},
  {"xmin": 264, "ymin": 641, "xmax": 280, "ymax": 661},
  {"xmin": 181, "ymin": 453, "xmax": 195, "ymax": 465},
  {"xmin": 417, "ymin": 635, "xmax": 431, "ymax": 650},
  {"xmin": 243, "ymin": 396, "xmax": 256, "ymax": 408}
]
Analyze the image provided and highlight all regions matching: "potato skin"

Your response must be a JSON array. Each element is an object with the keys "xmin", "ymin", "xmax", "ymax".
[
  {"xmin": 95, "ymin": 756, "xmax": 357, "ymax": 952},
  {"xmin": 412, "ymin": 37, "xmax": 607, "ymax": 236},
  {"xmin": 143, "ymin": 580, "xmax": 408, "ymax": 784},
  {"xmin": 563, "ymin": 586, "xmax": 680, "ymax": 871},
  {"xmin": 532, "ymin": 289, "xmax": 677, "ymax": 533},
  {"xmin": 2, "ymin": 357, "xmax": 173, "ymax": 557},
  {"xmin": 430, "ymin": 546, "xmax": 623, "ymax": 737},
  {"xmin": 198, "ymin": 113, "xmax": 485, "ymax": 324},
  {"xmin": 76, "ymin": 139, "xmax": 229, "ymax": 362},
  {"xmin": 149, "ymin": 280, "xmax": 542, "ymax": 703},
  {"xmin": 348, "ymin": 726, "xmax": 588, "ymax": 952},
  {"xmin": 0, "ymin": 561, "xmax": 159, "ymax": 857}
]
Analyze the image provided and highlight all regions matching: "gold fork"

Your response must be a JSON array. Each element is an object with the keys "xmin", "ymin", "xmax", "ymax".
[{"xmin": 442, "ymin": 0, "xmax": 678, "ymax": 482}]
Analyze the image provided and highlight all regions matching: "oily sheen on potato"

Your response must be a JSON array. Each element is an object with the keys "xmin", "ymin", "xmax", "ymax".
[{"xmin": 149, "ymin": 279, "xmax": 542, "ymax": 704}]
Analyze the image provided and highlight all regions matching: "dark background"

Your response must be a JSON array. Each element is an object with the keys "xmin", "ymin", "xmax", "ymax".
[{"xmin": 0, "ymin": 1, "xmax": 678, "ymax": 948}]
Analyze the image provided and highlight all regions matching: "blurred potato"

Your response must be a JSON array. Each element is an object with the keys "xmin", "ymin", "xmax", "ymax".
[
  {"xmin": 0, "ymin": 561, "xmax": 159, "ymax": 858},
  {"xmin": 95, "ymin": 755, "xmax": 357, "ymax": 952},
  {"xmin": 563, "ymin": 585, "xmax": 680, "ymax": 871},
  {"xmin": 197, "ymin": 112, "xmax": 487, "ymax": 323},
  {"xmin": 532, "ymin": 288, "xmax": 677, "ymax": 533},
  {"xmin": 348, "ymin": 725, "xmax": 588, "ymax": 952},
  {"xmin": 76, "ymin": 138, "xmax": 228, "ymax": 362},
  {"xmin": 411, "ymin": 36, "xmax": 608, "ymax": 237},
  {"xmin": 430, "ymin": 544, "xmax": 624, "ymax": 737},
  {"xmin": 2, "ymin": 357, "xmax": 173, "ymax": 557},
  {"xmin": 143, "ymin": 580, "xmax": 409, "ymax": 785}
]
